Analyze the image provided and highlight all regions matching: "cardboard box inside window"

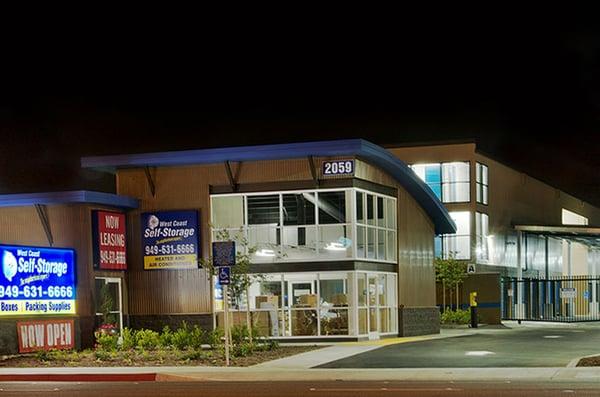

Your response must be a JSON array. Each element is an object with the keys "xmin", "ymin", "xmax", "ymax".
[
  {"xmin": 298, "ymin": 294, "xmax": 317, "ymax": 307},
  {"xmin": 255, "ymin": 295, "xmax": 279, "ymax": 309}
]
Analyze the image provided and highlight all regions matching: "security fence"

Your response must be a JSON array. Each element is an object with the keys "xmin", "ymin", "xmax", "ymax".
[{"xmin": 501, "ymin": 276, "xmax": 600, "ymax": 322}]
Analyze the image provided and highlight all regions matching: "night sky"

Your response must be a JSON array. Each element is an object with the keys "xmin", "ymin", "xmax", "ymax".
[{"xmin": 1, "ymin": 24, "xmax": 599, "ymax": 206}]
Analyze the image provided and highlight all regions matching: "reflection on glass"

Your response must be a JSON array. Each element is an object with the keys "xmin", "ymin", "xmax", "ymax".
[
  {"xmin": 283, "ymin": 193, "xmax": 315, "ymax": 225},
  {"xmin": 212, "ymin": 196, "xmax": 244, "ymax": 228},
  {"xmin": 356, "ymin": 191, "xmax": 364, "ymax": 223},
  {"xmin": 248, "ymin": 195, "xmax": 280, "ymax": 225},
  {"xmin": 320, "ymin": 309, "xmax": 349, "ymax": 335},
  {"xmin": 291, "ymin": 310, "xmax": 318, "ymax": 336},
  {"xmin": 318, "ymin": 191, "xmax": 346, "ymax": 224},
  {"xmin": 358, "ymin": 308, "xmax": 368, "ymax": 334},
  {"xmin": 358, "ymin": 274, "xmax": 367, "ymax": 306},
  {"xmin": 369, "ymin": 308, "xmax": 377, "ymax": 332}
]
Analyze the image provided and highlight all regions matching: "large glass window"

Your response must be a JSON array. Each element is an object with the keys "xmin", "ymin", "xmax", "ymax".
[
  {"xmin": 440, "ymin": 211, "xmax": 471, "ymax": 260},
  {"xmin": 214, "ymin": 271, "xmax": 397, "ymax": 338},
  {"xmin": 476, "ymin": 162, "xmax": 488, "ymax": 205},
  {"xmin": 411, "ymin": 164, "xmax": 442, "ymax": 199},
  {"xmin": 412, "ymin": 162, "xmax": 470, "ymax": 203},
  {"xmin": 475, "ymin": 212, "xmax": 489, "ymax": 263},
  {"xmin": 211, "ymin": 188, "xmax": 396, "ymax": 264},
  {"xmin": 355, "ymin": 191, "xmax": 397, "ymax": 262},
  {"xmin": 442, "ymin": 162, "xmax": 470, "ymax": 203}
]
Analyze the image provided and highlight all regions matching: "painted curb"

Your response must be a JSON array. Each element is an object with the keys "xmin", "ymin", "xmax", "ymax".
[{"xmin": 0, "ymin": 373, "xmax": 156, "ymax": 382}]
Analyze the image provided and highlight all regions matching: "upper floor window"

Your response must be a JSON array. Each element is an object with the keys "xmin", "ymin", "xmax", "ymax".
[
  {"xmin": 411, "ymin": 162, "xmax": 470, "ymax": 203},
  {"xmin": 211, "ymin": 188, "xmax": 397, "ymax": 264},
  {"xmin": 475, "ymin": 212, "xmax": 489, "ymax": 263},
  {"xmin": 476, "ymin": 162, "xmax": 488, "ymax": 205},
  {"xmin": 439, "ymin": 211, "xmax": 471, "ymax": 260},
  {"xmin": 562, "ymin": 208, "xmax": 588, "ymax": 226}
]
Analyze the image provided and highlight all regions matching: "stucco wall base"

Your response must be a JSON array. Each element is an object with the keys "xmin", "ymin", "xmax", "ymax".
[{"xmin": 398, "ymin": 306, "xmax": 440, "ymax": 337}]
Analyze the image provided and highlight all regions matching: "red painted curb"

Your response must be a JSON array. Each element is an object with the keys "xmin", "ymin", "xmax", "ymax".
[{"xmin": 0, "ymin": 373, "xmax": 157, "ymax": 382}]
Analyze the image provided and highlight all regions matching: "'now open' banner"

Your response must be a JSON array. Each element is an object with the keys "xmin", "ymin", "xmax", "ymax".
[{"xmin": 17, "ymin": 319, "xmax": 75, "ymax": 353}]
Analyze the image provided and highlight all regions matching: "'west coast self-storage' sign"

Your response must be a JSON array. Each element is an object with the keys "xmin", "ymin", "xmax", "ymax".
[
  {"xmin": 0, "ymin": 245, "xmax": 76, "ymax": 316},
  {"xmin": 92, "ymin": 210, "xmax": 127, "ymax": 270},
  {"xmin": 17, "ymin": 319, "xmax": 75, "ymax": 352},
  {"xmin": 141, "ymin": 210, "xmax": 199, "ymax": 270}
]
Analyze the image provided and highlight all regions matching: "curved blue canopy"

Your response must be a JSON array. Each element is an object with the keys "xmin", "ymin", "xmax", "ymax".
[{"xmin": 82, "ymin": 139, "xmax": 455, "ymax": 234}]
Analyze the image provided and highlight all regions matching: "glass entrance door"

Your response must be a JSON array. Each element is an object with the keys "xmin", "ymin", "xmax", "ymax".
[
  {"xmin": 94, "ymin": 277, "xmax": 123, "ymax": 332},
  {"xmin": 367, "ymin": 275, "xmax": 379, "ymax": 339}
]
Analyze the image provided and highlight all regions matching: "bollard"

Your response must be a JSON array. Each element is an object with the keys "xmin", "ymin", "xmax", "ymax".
[{"xmin": 469, "ymin": 291, "xmax": 478, "ymax": 328}]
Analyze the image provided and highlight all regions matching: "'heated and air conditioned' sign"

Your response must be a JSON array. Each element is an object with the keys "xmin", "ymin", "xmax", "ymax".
[
  {"xmin": 141, "ymin": 210, "xmax": 199, "ymax": 270},
  {"xmin": 17, "ymin": 319, "xmax": 75, "ymax": 353},
  {"xmin": 0, "ymin": 245, "xmax": 76, "ymax": 316},
  {"xmin": 92, "ymin": 210, "xmax": 127, "ymax": 270}
]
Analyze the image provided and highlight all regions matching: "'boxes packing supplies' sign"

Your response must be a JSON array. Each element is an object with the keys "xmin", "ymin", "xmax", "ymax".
[{"xmin": 0, "ymin": 245, "xmax": 76, "ymax": 316}]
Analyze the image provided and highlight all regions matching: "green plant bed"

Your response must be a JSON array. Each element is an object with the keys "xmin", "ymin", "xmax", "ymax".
[
  {"xmin": 440, "ymin": 309, "xmax": 471, "ymax": 325},
  {"xmin": 0, "ymin": 324, "xmax": 321, "ymax": 368}
]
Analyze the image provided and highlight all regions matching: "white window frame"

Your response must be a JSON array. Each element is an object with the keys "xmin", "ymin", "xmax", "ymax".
[{"xmin": 210, "ymin": 188, "xmax": 397, "ymax": 264}]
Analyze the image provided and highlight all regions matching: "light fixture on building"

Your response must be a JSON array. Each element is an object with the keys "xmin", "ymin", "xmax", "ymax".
[{"xmin": 324, "ymin": 242, "xmax": 346, "ymax": 251}]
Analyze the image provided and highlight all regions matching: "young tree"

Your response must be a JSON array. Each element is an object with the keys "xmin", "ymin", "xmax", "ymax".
[{"xmin": 435, "ymin": 255, "xmax": 468, "ymax": 311}]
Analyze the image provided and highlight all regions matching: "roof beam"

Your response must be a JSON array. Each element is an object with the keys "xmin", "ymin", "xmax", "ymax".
[
  {"xmin": 308, "ymin": 156, "xmax": 319, "ymax": 187},
  {"xmin": 34, "ymin": 204, "xmax": 53, "ymax": 247},
  {"xmin": 144, "ymin": 166, "xmax": 156, "ymax": 197},
  {"xmin": 224, "ymin": 161, "xmax": 238, "ymax": 192}
]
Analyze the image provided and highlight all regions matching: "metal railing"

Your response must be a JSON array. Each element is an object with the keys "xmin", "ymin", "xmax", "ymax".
[{"xmin": 501, "ymin": 276, "xmax": 600, "ymax": 322}]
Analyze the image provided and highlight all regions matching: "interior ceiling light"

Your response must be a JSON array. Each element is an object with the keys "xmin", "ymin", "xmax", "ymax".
[
  {"xmin": 325, "ymin": 242, "xmax": 346, "ymax": 251},
  {"xmin": 256, "ymin": 249, "xmax": 275, "ymax": 257}
]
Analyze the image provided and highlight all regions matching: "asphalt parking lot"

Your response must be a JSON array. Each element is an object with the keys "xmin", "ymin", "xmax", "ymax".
[{"xmin": 318, "ymin": 324, "xmax": 600, "ymax": 368}]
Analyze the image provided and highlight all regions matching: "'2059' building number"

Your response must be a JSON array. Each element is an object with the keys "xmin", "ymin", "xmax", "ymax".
[{"xmin": 322, "ymin": 160, "xmax": 354, "ymax": 176}]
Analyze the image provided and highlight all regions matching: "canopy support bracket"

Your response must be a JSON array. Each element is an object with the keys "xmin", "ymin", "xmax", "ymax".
[{"xmin": 35, "ymin": 204, "xmax": 53, "ymax": 247}]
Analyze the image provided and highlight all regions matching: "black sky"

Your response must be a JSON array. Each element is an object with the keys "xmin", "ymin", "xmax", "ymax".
[{"xmin": 1, "ymin": 22, "xmax": 599, "ymax": 206}]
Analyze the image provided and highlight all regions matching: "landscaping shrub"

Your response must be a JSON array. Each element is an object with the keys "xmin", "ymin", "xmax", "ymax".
[
  {"xmin": 171, "ymin": 325, "xmax": 193, "ymax": 350},
  {"xmin": 207, "ymin": 328, "xmax": 224, "ymax": 348},
  {"xmin": 159, "ymin": 326, "xmax": 173, "ymax": 348},
  {"xmin": 232, "ymin": 342, "xmax": 255, "ymax": 357},
  {"xmin": 231, "ymin": 325, "xmax": 250, "ymax": 345},
  {"xmin": 135, "ymin": 329, "xmax": 160, "ymax": 350},
  {"xmin": 189, "ymin": 325, "xmax": 207, "ymax": 349},
  {"xmin": 440, "ymin": 309, "xmax": 471, "ymax": 325},
  {"xmin": 120, "ymin": 328, "xmax": 136, "ymax": 350},
  {"xmin": 96, "ymin": 333, "xmax": 119, "ymax": 351}
]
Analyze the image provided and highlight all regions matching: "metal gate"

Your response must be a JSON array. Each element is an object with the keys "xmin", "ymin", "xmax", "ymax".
[{"xmin": 501, "ymin": 276, "xmax": 600, "ymax": 322}]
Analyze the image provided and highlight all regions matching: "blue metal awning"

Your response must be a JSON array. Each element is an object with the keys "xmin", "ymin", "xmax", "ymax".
[
  {"xmin": 81, "ymin": 139, "xmax": 455, "ymax": 234},
  {"xmin": 0, "ymin": 190, "xmax": 138, "ymax": 209}
]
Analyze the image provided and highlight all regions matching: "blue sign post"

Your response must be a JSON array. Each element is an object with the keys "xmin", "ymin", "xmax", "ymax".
[
  {"xmin": 218, "ymin": 266, "xmax": 231, "ymax": 285},
  {"xmin": 212, "ymin": 241, "xmax": 235, "ymax": 366}
]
